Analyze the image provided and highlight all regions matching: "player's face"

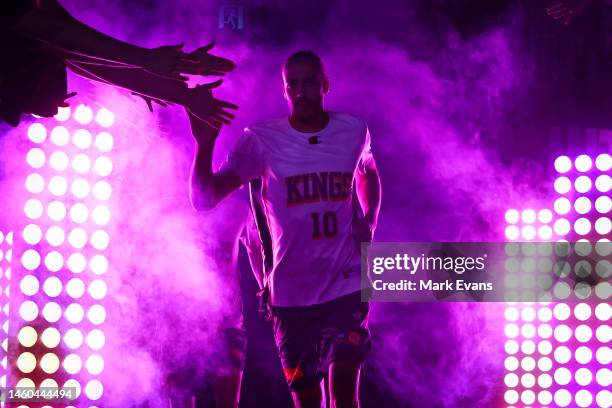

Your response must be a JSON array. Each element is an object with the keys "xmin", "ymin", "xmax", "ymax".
[{"xmin": 283, "ymin": 61, "xmax": 328, "ymax": 119}]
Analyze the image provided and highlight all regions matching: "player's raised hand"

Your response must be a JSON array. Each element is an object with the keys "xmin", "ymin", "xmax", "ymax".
[
  {"xmin": 186, "ymin": 41, "xmax": 236, "ymax": 76},
  {"xmin": 185, "ymin": 79, "xmax": 238, "ymax": 130},
  {"xmin": 545, "ymin": 0, "xmax": 592, "ymax": 25},
  {"xmin": 142, "ymin": 44, "xmax": 203, "ymax": 81}
]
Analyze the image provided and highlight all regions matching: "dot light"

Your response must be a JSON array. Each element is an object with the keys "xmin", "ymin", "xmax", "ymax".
[
  {"xmin": 74, "ymin": 104, "xmax": 93, "ymax": 125},
  {"xmin": 50, "ymin": 126, "xmax": 70, "ymax": 146},
  {"xmin": 72, "ymin": 129, "xmax": 92, "ymax": 149},
  {"xmin": 27, "ymin": 123, "xmax": 47, "ymax": 143},
  {"xmin": 554, "ymin": 156, "xmax": 572, "ymax": 173},
  {"xmin": 575, "ymin": 154, "xmax": 593, "ymax": 172},
  {"xmin": 25, "ymin": 173, "xmax": 45, "ymax": 193},
  {"xmin": 96, "ymin": 107, "xmax": 115, "ymax": 127}
]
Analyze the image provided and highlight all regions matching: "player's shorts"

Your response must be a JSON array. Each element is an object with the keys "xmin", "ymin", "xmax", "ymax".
[
  {"xmin": 270, "ymin": 290, "xmax": 371, "ymax": 391},
  {"xmin": 218, "ymin": 327, "xmax": 247, "ymax": 373}
]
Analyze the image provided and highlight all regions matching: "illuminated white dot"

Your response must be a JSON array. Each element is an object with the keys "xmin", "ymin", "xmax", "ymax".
[
  {"xmin": 521, "ymin": 225, "xmax": 536, "ymax": 240},
  {"xmin": 554, "ymin": 325, "xmax": 572, "ymax": 342},
  {"xmin": 69, "ymin": 203, "xmax": 89, "ymax": 224},
  {"xmin": 69, "ymin": 178, "xmax": 89, "ymax": 199},
  {"xmin": 538, "ymin": 324, "xmax": 553, "ymax": 339},
  {"xmin": 554, "ymin": 367, "xmax": 572, "ymax": 385},
  {"xmin": 94, "ymin": 156, "xmax": 113, "ymax": 177},
  {"xmin": 554, "ymin": 176, "xmax": 572, "ymax": 194},
  {"xmin": 74, "ymin": 104, "xmax": 93, "ymax": 125},
  {"xmin": 575, "ymin": 178, "xmax": 593, "ymax": 196},
  {"xmin": 28, "ymin": 123, "xmax": 47, "ymax": 143},
  {"xmin": 88, "ymin": 280, "xmax": 107, "ymax": 300},
  {"xmin": 596, "ymin": 368, "xmax": 612, "ymax": 387},
  {"xmin": 68, "ymin": 228, "xmax": 87, "ymax": 249},
  {"xmin": 25, "ymin": 173, "xmax": 45, "ymax": 193},
  {"xmin": 505, "ymin": 307, "xmax": 519, "ymax": 322},
  {"xmin": 555, "ymin": 156, "xmax": 572, "ymax": 173},
  {"xmin": 537, "ymin": 356, "xmax": 552, "ymax": 370},
  {"xmin": 96, "ymin": 107, "xmax": 115, "ymax": 127},
  {"xmin": 19, "ymin": 301, "xmax": 38, "ymax": 321},
  {"xmin": 595, "ymin": 153, "xmax": 611, "ymax": 171},
  {"xmin": 595, "ymin": 303, "xmax": 611, "ymax": 320},
  {"xmin": 537, "ymin": 209, "xmax": 553, "ymax": 223},
  {"xmin": 537, "ymin": 225, "xmax": 553, "ymax": 240},
  {"xmin": 596, "ymin": 239, "xmax": 611, "ymax": 256},
  {"xmin": 595, "ymin": 260, "xmax": 611, "ymax": 278},
  {"xmin": 54, "ymin": 106, "xmax": 70, "ymax": 121},
  {"xmin": 505, "ymin": 225, "xmax": 519, "ymax": 240},
  {"xmin": 554, "ymin": 303, "xmax": 571, "ymax": 320},
  {"xmin": 538, "ymin": 390, "xmax": 552, "ymax": 404},
  {"xmin": 23, "ymin": 198, "xmax": 43, "ymax": 220},
  {"xmin": 505, "ymin": 209, "xmax": 519, "ymax": 224},
  {"xmin": 63, "ymin": 353, "xmax": 82, "ymax": 374},
  {"xmin": 20, "ymin": 275, "xmax": 39, "ymax": 296},
  {"xmin": 574, "ymin": 197, "xmax": 592, "ymax": 214},
  {"xmin": 575, "ymin": 154, "xmax": 593, "ymax": 172},
  {"xmin": 520, "ymin": 389, "xmax": 535, "ymax": 404},
  {"xmin": 574, "ymin": 303, "xmax": 592, "ymax": 320},
  {"xmin": 95, "ymin": 131, "xmax": 114, "ymax": 152},
  {"xmin": 504, "ymin": 372, "xmax": 519, "ymax": 387},
  {"xmin": 49, "ymin": 151, "xmax": 69, "ymax": 171},
  {"xmin": 92, "ymin": 180, "xmax": 112, "ymax": 201},
  {"xmin": 48, "ymin": 175, "xmax": 68, "ymax": 196},
  {"xmin": 575, "ymin": 324, "xmax": 593, "ymax": 342},
  {"xmin": 597, "ymin": 325, "xmax": 612, "ymax": 343},
  {"xmin": 505, "ymin": 323, "xmax": 520, "ymax": 338},
  {"xmin": 47, "ymin": 200, "xmax": 66, "ymax": 221},
  {"xmin": 575, "ymin": 240, "xmax": 592, "ymax": 256},
  {"xmin": 46, "ymin": 226, "xmax": 65, "ymax": 247},
  {"xmin": 40, "ymin": 352, "xmax": 60, "ymax": 374},
  {"xmin": 504, "ymin": 390, "xmax": 518, "ymax": 404},
  {"xmin": 26, "ymin": 147, "xmax": 45, "ymax": 168},
  {"xmin": 92, "ymin": 205, "xmax": 111, "ymax": 226},
  {"xmin": 537, "ymin": 307, "xmax": 552, "ymax": 322},
  {"xmin": 43, "ymin": 276, "xmax": 62, "ymax": 297},
  {"xmin": 576, "ymin": 368, "xmax": 593, "ymax": 386},
  {"xmin": 87, "ymin": 304, "xmax": 106, "ymax": 325},
  {"xmin": 89, "ymin": 255, "xmax": 108, "ymax": 275},
  {"xmin": 521, "ymin": 209, "xmax": 536, "ymax": 224},
  {"xmin": 18, "ymin": 326, "xmax": 37, "ymax": 347},
  {"xmin": 595, "ymin": 174, "xmax": 611, "ymax": 193},
  {"xmin": 505, "ymin": 339, "xmax": 519, "ymax": 354},
  {"xmin": 521, "ymin": 340, "xmax": 536, "ymax": 354},
  {"xmin": 553, "ymin": 219, "xmax": 571, "ymax": 236},
  {"xmin": 21, "ymin": 249, "xmax": 40, "ymax": 271},
  {"xmin": 87, "ymin": 329, "xmax": 105, "ymax": 350},
  {"xmin": 574, "ymin": 217, "xmax": 592, "ymax": 235},
  {"xmin": 554, "ymin": 346, "xmax": 571, "ymax": 364},
  {"xmin": 595, "ymin": 217, "xmax": 611, "ymax": 235},
  {"xmin": 42, "ymin": 302, "xmax": 62, "ymax": 322},
  {"xmin": 72, "ymin": 153, "xmax": 91, "ymax": 174},
  {"xmin": 85, "ymin": 355, "xmax": 104, "ymax": 375},
  {"xmin": 596, "ymin": 390, "xmax": 611, "ymax": 408},
  {"xmin": 63, "ymin": 378, "xmax": 81, "ymax": 399},
  {"xmin": 85, "ymin": 379, "xmax": 103, "ymax": 400},
  {"xmin": 65, "ymin": 303, "xmax": 84, "ymax": 324},
  {"xmin": 575, "ymin": 390, "xmax": 593, "ymax": 408},
  {"xmin": 64, "ymin": 328, "xmax": 83, "ymax": 349},
  {"xmin": 90, "ymin": 230, "xmax": 110, "ymax": 250},
  {"xmin": 575, "ymin": 346, "xmax": 592, "ymax": 364},
  {"xmin": 16, "ymin": 378, "xmax": 35, "ymax": 389},
  {"xmin": 554, "ymin": 197, "xmax": 571, "ymax": 215},
  {"xmin": 22, "ymin": 224, "xmax": 42, "ymax": 245},
  {"xmin": 520, "ymin": 356, "xmax": 536, "ymax": 371},
  {"xmin": 66, "ymin": 278, "xmax": 85, "ymax": 298},
  {"xmin": 50, "ymin": 126, "xmax": 70, "ymax": 146},
  {"xmin": 17, "ymin": 352, "xmax": 36, "ymax": 373},
  {"xmin": 41, "ymin": 327, "xmax": 61, "ymax": 348},
  {"xmin": 595, "ymin": 196, "xmax": 611, "ymax": 214},
  {"xmin": 72, "ymin": 129, "xmax": 92, "ymax": 149},
  {"xmin": 538, "ymin": 373, "xmax": 553, "ymax": 388},
  {"xmin": 67, "ymin": 253, "xmax": 86, "ymax": 273}
]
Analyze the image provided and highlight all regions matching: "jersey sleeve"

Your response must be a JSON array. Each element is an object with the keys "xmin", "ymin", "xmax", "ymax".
[
  {"xmin": 357, "ymin": 126, "xmax": 375, "ymax": 175},
  {"xmin": 219, "ymin": 127, "xmax": 265, "ymax": 185}
]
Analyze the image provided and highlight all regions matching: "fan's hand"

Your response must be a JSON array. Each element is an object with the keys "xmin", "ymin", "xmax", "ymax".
[{"xmin": 186, "ymin": 41, "xmax": 236, "ymax": 76}]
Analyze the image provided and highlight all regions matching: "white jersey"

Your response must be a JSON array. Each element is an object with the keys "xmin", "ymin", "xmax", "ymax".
[{"xmin": 220, "ymin": 112, "xmax": 374, "ymax": 306}]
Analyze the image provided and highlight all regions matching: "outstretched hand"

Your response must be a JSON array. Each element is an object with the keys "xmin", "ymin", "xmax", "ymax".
[
  {"xmin": 546, "ymin": 0, "xmax": 592, "ymax": 25},
  {"xmin": 185, "ymin": 79, "xmax": 238, "ymax": 129},
  {"xmin": 142, "ymin": 44, "xmax": 203, "ymax": 81},
  {"xmin": 186, "ymin": 41, "xmax": 236, "ymax": 76}
]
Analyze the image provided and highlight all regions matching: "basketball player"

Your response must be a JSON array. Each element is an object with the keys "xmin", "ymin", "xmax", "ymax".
[{"xmin": 188, "ymin": 50, "xmax": 381, "ymax": 408}]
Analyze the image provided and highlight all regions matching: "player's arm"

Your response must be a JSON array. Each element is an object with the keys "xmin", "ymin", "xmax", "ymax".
[
  {"xmin": 355, "ymin": 157, "xmax": 381, "ymax": 233},
  {"xmin": 188, "ymin": 111, "xmax": 242, "ymax": 211}
]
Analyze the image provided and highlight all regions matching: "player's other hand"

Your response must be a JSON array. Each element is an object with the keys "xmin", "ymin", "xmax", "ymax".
[
  {"xmin": 186, "ymin": 41, "xmax": 236, "ymax": 76},
  {"xmin": 352, "ymin": 216, "xmax": 373, "ymax": 255},
  {"xmin": 143, "ymin": 44, "xmax": 203, "ymax": 81},
  {"xmin": 546, "ymin": 0, "xmax": 592, "ymax": 25},
  {"xmin": 185, "ymin": 80, "xmax": 238, "ymax": 130}
]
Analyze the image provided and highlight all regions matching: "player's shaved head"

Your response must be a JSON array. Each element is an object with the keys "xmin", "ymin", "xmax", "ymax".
[{"xmin": 283, "ymin": 50, "xmax": 328, "ymax": 81}]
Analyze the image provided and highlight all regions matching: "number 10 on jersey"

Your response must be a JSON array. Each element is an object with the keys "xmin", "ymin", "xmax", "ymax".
[{"xmin": 311, "ymin": 211, "xmax": 338, "ymax": 239}]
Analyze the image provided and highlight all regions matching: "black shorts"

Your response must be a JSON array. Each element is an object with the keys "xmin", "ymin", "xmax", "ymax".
[{"xmin": 271, "ymin": 290, "xmax": 370, "ymax": 391}]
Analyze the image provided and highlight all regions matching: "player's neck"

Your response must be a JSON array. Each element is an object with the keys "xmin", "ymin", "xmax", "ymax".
[{"xmin": 288, "ymin": 110, "xmax": 329, "ymax": 133}]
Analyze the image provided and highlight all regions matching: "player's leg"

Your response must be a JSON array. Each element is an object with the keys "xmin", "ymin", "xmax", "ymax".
[
  {"xmin": 318, "ymin": 292, "xmax": 371, "ymax": 408},
  {"xmin": 213, "ymin": 371, "xmax": 243, "ymax": 408},
  {"xmin": 291, "ymin": 381, "xmax": 324, "ymax": 408},
  {"xmin": 211, "ymin": 327, "xmax": 246, "ymax": 408}
]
